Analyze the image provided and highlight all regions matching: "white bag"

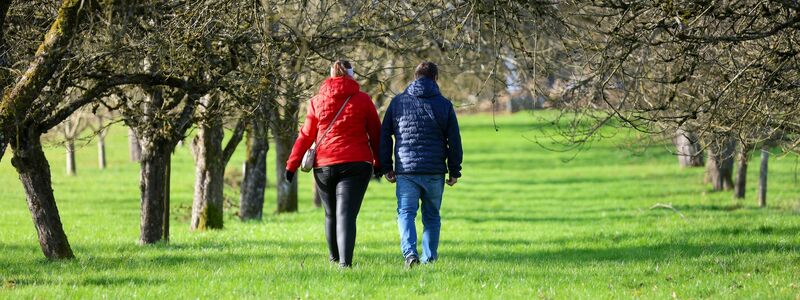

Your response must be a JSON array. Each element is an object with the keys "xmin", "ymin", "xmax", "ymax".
[{"xmin": 300, "ymin": 145, "xmax": 317, "ymax": 172}]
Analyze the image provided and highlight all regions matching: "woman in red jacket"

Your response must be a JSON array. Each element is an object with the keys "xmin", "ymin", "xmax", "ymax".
[{"xmin": 285, "ymin": 59, "xmax": 381, "ymax": 268}]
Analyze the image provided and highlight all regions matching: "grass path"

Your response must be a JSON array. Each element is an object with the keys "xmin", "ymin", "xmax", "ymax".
[{"xmin": 1, "ymin": 113, "xmax": 799, "ymax": 299}]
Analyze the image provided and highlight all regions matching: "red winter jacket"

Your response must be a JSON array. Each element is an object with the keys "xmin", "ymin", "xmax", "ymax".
[{"xmin": 286, "ymin": 76, "xmax": 381, "ymax": 172}]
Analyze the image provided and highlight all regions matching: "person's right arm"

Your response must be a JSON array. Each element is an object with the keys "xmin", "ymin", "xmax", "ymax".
[{"xmin": 285, "ymin": 98, "xmax": 319, "ymax": 173}]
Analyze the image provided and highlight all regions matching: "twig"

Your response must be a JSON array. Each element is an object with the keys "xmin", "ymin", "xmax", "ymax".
[{"xmin": 649, "ymin": 203, "xmax": 687, "ymax": 219}]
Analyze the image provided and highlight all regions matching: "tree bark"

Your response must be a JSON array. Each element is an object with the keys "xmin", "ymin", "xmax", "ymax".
[
  {"xmin": 758, "ymin": 147, "xmax": 768, "ymax": 208},
  {"xmin": 163, "ymin": 155, "xmax": 171, "ymax": 242},
  {"xmin": 128, "ymin": 128, "xmax": 141, "ymax": 162},
  {"xmin": 674, "ymin": 128, "xmax": 704, "ymax": 167},
  {"xmin": 0, "ymin": 133, "xmax": 6, "ymax": 162},
  {"xmin": 0, "ymin": 0, "xmax": 83, "ymax": 132},
  {"xmin": 706, "ymin": 138, "xmax": 736, "ymax": 191},
  {"xmin": 190, "ymin": 91, "xmax": 246, "ymax": 230},
  {"xmin": 190, "ymin": 107, "xmax": 226, "ymax": 230},
  {"xmin": 138, "ymin": 139, "xmax": 173, "ymax": 244},
  {"xmin": 130, "ymin": 72, "xmax": 200, "ymax": 243},
  {"xmin": 0, "ymin": 0, "xmax": 12, "ymax": 89},
  {"xmin": 733, "ymin": 144, "xmax": 751, "ymax": 199},
  {"xmin": 65, "ymin": 140, "xmax": 76, "ymax": 176},
  {"xmin": 275, "ymin": 133, "xmax": 298, "ymax": 213},
  {"xmin": 10, "ymin": 132, "xmax": 74, "ymax": 259},
  {"xmin": 239, "ymin": 114, "xmax": 269, "ymax": 221},
  {"xmin": 0, "ymin": 0, "xmax": 8, "ymax": 160}
]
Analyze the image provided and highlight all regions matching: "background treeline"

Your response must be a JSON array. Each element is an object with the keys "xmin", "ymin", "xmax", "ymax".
[{"xmin": 0, "ymin": 0, "xmax": 797, "ymax": 259}]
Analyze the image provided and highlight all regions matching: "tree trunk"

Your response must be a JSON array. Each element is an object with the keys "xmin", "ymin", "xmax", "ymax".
[
  {"xmin": 190, "ymin": 115, "xmax": 226, "ymax": 230},
  {"xmin": 10, "ymin": 132, "xmax": 74, "ymax": 259},
  {"xmin": 674, "ymin": 128, "xmax": 704, "ymax": 167},
  {"xmin": 0, "ymin": 134, "xmax": 6, "ymax": 162},
  {"xmin": 129, "ymin": 128, "xmax": 142, "ymax": 162},
  {"xmin": 97, "ymin": 131, "xmax": 106, "ymax": 169},
  {"xmin": 163, "ymin": 155, "xmax": 171, "ymax": 242},
  {"xmin": 65, "ymin": 140, "xmax": 76, "ymax": 176},
  {"xmin": 275, "ymin": 133, "xmax": 298, "ymax": 213},
  {"xmin": 758, "ymin": 147, "xmax": 768, "ymax": 208},
  {"xmin": 138, "ymin": 140, "xmax": 173, "ymax": 244},
  {"xmin": 706, "ymin": 138, "xmax": 735, "ymax": 191},
  {"xmin": 240, "ymin": 117, "xmax": 269, "ymax": 221},
  {"xmin": 733, "ymin": 145, "xmax": 751, "ymax": 199}
]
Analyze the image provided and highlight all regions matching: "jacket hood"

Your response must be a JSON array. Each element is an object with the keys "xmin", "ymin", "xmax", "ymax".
[
  {"xmin": 319, "ymin": 76, "xmax": 360, "ymax": 99},
  {"xmin": 406, "ymin": 77, "xmax": 441, "ymax": 98}
]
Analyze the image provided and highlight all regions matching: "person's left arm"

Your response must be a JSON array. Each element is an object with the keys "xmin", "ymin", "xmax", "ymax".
[{"xmin": 445, "ymin": 101, "xmax": 463, "ymax": 184}]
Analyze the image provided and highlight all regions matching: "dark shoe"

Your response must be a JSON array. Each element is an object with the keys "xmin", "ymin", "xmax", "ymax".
[{"xmin": 405, "ymin": 255, "xmax": 420, "ymax": 269}]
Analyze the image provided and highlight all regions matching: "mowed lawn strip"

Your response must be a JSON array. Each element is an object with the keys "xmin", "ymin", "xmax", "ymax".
[{"xmin": 1, "ymin": 113, "xmax": 799, "ymax": 299}]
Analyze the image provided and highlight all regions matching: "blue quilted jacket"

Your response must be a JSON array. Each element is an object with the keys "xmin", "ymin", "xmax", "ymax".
[{"xmin": 380, "ymin": 77, "xmax": 463, "ymax": 178}]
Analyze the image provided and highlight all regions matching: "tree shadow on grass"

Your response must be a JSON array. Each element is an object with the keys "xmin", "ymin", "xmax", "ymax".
[
  {"xmin": 445, "ymin": 240, "xmax": 800, "ymax": 266},
  {"xmin": 82, "ymin": 275, "xmax": 166, "ymax": 287},
  {"xmin": 463, "ymin": 171, "xmax": 683, "ymax": 186},
  {"xmin": 0, "ymin": 239, "xmax": 323, "ymax": 285},
  {"xmin": 447, "ymin": 213, "xmax": 643, "ymax": 224},
  {"xmin": 672, "ymin": 204, "xmax": 744, "ymax": 212}
]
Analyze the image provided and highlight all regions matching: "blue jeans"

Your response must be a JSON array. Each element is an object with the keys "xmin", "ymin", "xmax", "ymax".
[{"xmin": 396, "ymin": 174, "xmax": 445, "ymax": 263}]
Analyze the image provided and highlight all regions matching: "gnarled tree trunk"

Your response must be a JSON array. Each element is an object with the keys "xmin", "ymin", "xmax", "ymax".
[
  {"xmin": 190, "ymin": 99, "xmax": 226, "ymax": 230},
  {"xmin": 734, "ymin": 144, "xmax": 752, "ymax": 199},
  {"xmin": 240, "ymin": 112, "xmax": 269, "ymax": 221},
  {"xmin": 674, "ymin": 128, "xmax": 704, "ymax": 167},
  {"xmin": 10, "ymin": 132, "xmax": 74, "ymax": 259},
  {"xmin": 275, "ymin": 133, "xmax": 298, "ymax": 213},
  {"xmin": 706, "ymin": 138, "xmax": 736, "ymax": 191},
  {"xmin": 138, "ymin": 139, "xmax": 173, "ymax": 244},
  {"xmin": 191, "ymin": 125, "xmax": 225, "ymax": 230},
  {"xmin": 190, "ymin": 93, "xmax": 245, "ymax": 230}
]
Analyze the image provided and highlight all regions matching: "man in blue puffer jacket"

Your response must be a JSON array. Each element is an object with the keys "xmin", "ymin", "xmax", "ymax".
[{"xmin": 380, "ymin": 62, "xmax": 463, "ymax": 268}]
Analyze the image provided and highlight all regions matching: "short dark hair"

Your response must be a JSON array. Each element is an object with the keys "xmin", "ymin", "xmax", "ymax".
[{"xmin": 415, "ymin": 61, "xmax": 438, "ymax": 80}]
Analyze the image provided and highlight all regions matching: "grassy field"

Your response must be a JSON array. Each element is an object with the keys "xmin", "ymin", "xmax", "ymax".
[{"xmin": 1, "ymin": 113, "xmax": 799, "ymax": 299}]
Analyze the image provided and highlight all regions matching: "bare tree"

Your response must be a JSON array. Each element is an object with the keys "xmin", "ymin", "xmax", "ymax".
[
  {"xmin": 0, "ymin": 0, "xmax": 88, "ymax": 260},
  {"xmin": 87, "ymin": 107, "xmax": 113, "ymax": 169},
  {"xmin": 53, "ymin": 111, "xmax": 88, "ymax": 176},
  {"xmin": 675, "ymin": 128, "xmax": 704, "ymax": 167},
  {"xmin": 0, "ymin": 0, "xmax": 187, "ymax": 258},
  {"xmin": 520, "ymin": 1, "xmax": 800, "ymax": 202}
]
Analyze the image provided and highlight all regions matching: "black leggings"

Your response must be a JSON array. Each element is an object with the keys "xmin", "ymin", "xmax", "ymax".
[{"xmin": 313, "ymin": 162, "xmax": 372, "ymax": 267}]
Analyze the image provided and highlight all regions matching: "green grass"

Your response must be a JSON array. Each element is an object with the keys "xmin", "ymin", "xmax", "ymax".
[{"xmin": 1, "ymin": 113, "xmax": 799, "ymax": 299}]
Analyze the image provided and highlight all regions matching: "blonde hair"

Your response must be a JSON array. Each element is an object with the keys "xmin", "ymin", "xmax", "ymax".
[{"xmin": 330, "ymin": 59, "xmax": 352, "ymax": 78}]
